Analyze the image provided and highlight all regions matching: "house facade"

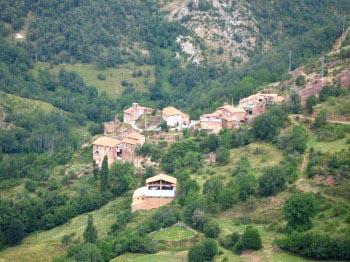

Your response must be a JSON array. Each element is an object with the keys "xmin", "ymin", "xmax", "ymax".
[
  {"xmin": 239, "ymin": 94, "xmax": 284, "ymax": 120},
  {"xmin": 92, "ymin": 137, "xmax": 121, "ymax": 166},
  {"xmin": 162, "ymin": 107, "xmax": 190, "ymax": 127},
  {"xmin": 123, "ymin": 103, "xmax": 153, "ymax": 125},
  {"xmin": 121, "ymin": 133, "xmax": 145, "ymax": 162},
  {"xmin": 131, "ymin": 174, "xmax": 177, "ymax": 212},
  {"xmin": 200, "ymin": 113, "xmax": 223, "ymax": 133}
]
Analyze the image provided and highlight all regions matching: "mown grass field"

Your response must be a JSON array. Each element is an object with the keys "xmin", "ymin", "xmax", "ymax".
[
  {"xmin": 31, "ymin": 62, "xmax": 155, "ymax": 97},
  {"xmin": 151, "ymin": 226, "xmax": 195, "ymax": 241}
]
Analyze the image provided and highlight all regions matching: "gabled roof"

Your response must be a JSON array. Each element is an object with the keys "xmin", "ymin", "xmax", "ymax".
[
  {"xmin": 146, "ymin": 174, "xmax": 177, "ymax": 185},
  {"xmin": 218, "ymin": 105, "xmax": 246, "ymax": 113},
  {"xmin": 93, "ymin": 137, "xmax": 121, "ymax": 147},
  {"xmin": 127, "ymin": 133, "xmax": 144, "ymax": 140},
  {"xmin": 163, "ymin": 107, "xmax": 189, "ymax": 117},
  {"xmin": 122, "ymin": 133, "xmax": 145, "ymax": 145},
  {"xmin": 123, "ymin": 104, "xmax": 153, "ymax": 114}
]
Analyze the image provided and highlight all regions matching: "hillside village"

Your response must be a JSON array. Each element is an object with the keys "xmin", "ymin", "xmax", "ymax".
[
  {"xmin": 1, "ymin": 2, "xmax": 350, "ymax": 262},
  {"xmin": 93, "ymin": 92, "xmax": 285, "ymax": 168}
]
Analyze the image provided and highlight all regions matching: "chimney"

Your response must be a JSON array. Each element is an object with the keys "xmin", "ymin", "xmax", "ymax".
[{"xmin": 132, "ymin": 103, "xmax": 138, "ymax": 109}]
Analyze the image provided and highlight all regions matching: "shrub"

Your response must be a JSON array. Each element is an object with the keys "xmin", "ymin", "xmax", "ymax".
[
  {"xmin": 241, "ymin": 226, "xmax": 262, "ymax": 250},
  {"xmin": 258, "ymin": 166, "xmax": 286, "ymax": 196},
  {"xmin": 277, "ymin": 232, "xmax": 350, "ymax": 260},
  {"xmin": 97, "ymin": 73, "xmax": 106, "ymax": 80}
]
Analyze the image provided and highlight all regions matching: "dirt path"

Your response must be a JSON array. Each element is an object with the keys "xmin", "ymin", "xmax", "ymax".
[
  {"xmin": 290, "ymin": 114, "xmax": 350, "ymax": 125},
  {"xmin": 300, "ymin": 153, "xmax": 309, "ymax": 173}
]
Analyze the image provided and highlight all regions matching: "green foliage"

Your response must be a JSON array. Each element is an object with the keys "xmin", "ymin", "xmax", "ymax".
[
  {"xmin": 218, "ymin": 188, "xmax": 238, "ymax": 210},
  {"xmin": 7, "ymin": 219, "xmax": 25, "ymax": 246},
  {"xmin": 203, "ymin": 177, "xmax": 224, "ymax": 203},
  {"xmin": 283, "ymin": 193, "xmax": 318, "ymax": 231},
  {"xmin": 216, "ymin": 147, "xmax": 230, "ymax": 165},
  {"xmin": 252, "ymin": 105, "xmax": 288, "ymax": 141},
  {"xmin": 83, "ymin": 214, "xmax": 98, "ymax": 244},
  {"xmin": 258, "ymin": 166, "xmax": 286, "ymax": 196},
  {"xmin": 99, "ymin": 155, "xmax": 109, "ymax": 192},
  {"xmin": 203, "ymin": 221, "xmax": 220, "ymax": 239},
  {"xmin": 240, "ymin": 226, "xmax": 263, "ymax": 251},
  {"xmin": 237, "ymin": 173, "xmax": 257, "ymax": 201},
  {"xmin": 67, "ymin": 243, "xmax": 103, "ymax": 262},
  {"xmin": 219, "ymin": 232, "xmax": 240, "ymax": 249},
  {"xmin": 295, "ymin": 75, "xmax": 306, "ymax": 86},
  {"xmin": 277, "ymin": 232, "xmax": 350, "ymax": 260},
  {"xmin": 188, "ymin": 239, "xmax": 218, "ymax": 262},
  {"xmin": 289, "ymin": 92, "xmax": 302, "ymax": 114},
  {"xmin": 200, "ymin": 134, "xmax": 220, "ymax": 152},
  {"xmin": 312, "ymin": 109, "xmax": 327, "ymax": 129},
  {"xmin": 305, "ymin": 95, "xmax": 318, "ymax": 114},
  {"xmin": 278, "ymin": 126, "xmax": 308, "ymax": 154}
]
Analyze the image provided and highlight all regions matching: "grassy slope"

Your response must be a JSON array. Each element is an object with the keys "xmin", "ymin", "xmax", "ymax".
[
  {"xmin": 31, "ymin": 63, "xmax": 155, "ymax": 97},
  {"xmin": 0, "ymin": 90, "xmax": 55, "ymax": 115},
  {"xmin": 0, "ymin": 198, "xmax": 123, "ymax": 262},
  {"xmin": 150, "ymin": 226, "xmax": 195, "ymax": 241}
]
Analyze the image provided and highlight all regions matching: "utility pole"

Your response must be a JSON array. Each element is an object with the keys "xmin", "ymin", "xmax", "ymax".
[
  {"xmin": 321, "ymin": 54, "xmax": 325, "ymax": 78},
  {"xmin": 288, "ymin": 50, "xmax": 292, "ymax": 72},
  {"xmin": 231, "ymin": 97, "xmax": 234, "ymax": 107},
  {"xmin": 144, "ymin": 114, "xmax": 147, "ymax": 130}
]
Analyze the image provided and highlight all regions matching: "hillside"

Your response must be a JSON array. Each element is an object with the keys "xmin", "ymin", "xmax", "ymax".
[{"xmin": 0, "ymin": 1, "xmax": 350, "ymax": 262}]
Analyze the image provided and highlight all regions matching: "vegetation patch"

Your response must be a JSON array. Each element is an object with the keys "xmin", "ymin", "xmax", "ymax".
[{"xmin": 150, "ymin": 225, "xmax": 195, "ymax": 241}]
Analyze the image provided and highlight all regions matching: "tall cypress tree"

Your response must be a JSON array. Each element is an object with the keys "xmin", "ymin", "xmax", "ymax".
[
  {"xmin": 100, "ymin": 155, "xmax": 109, "ymax": 192},
  {"xmin": 83, "ymin": 214, "xmax": 98, "ymax": 244}
]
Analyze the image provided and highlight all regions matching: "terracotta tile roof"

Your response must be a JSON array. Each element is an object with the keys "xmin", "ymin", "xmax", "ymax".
[
  {"xmin": 123, "ymin": 104, "xmax": 153, "ymax": 114},
  {"xmin": 162, "ymin": 106, "xmax": 189, "ymax": 117},
  {"xmin": 218, "ymin": 105, "xmax": 246, "ymax": 113},
  {"xmin": 202, "ymin": 112, "xmax": 221, "ymax": 118},
  {"xmin": 146, "ymin": 174, "xmax": 177, "ymax": 185},
  {"xmin": 122, "ymin": 133, "xmax": 144, "ymax": 145},
  {"xmin": 93, "ymin": 137, "xmax": 121, "ymax": 147},
  {"xmin": 127, "ymin": 133, "xmax": 145, "ymax": 140},
  {"xmin": 122, "ymin": 137, "xmax": 139, "ymax": 145}
]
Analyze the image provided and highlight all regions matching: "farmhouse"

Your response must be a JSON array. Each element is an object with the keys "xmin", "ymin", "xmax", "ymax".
[
  {"xmin": 123, "ymin": 103, "xmax": 153, "ymax": 125},
  {"xmin": 121, "ymin": 133, "xmax": 145, "ymax": 162},
  {"xmin": 199, "ymin": 103, "xmax": 247, "ymax": 133},
  {"xmin": 239, "ymin": 94, "xmax": 284, "ymax": 117},
  {"xmin": 92, "ymin": 137, "xmax": 121, "ymax": 166},
  {"xmin": 131, "ymin": 174, "xmax": 177, "ymax": 212},
  {"xmin": 162, "ymin": 106, "xmax": 190, "ymax": 127},
  {"xmin": 200, "ymin": 112, "xmax": 223, "ymax": 133}
]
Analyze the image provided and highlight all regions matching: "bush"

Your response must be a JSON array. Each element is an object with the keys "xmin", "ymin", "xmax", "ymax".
[
  {"xmin": 219, "ymin": 232, "xmax": 240, "ymax": 249},
  {"xmin": 97, "ymin": 73, "xmax": 106, "ymax": 80},
  {"xmin": 277, "ymin": 232, "xmax": 350, "ymax": 260},
  {"xmin": 188, "ymin": 238, "xmax": 218, "ymax": 262},
  {"xmin": 241, "ymin": 226, "xmax": 262, "ymax": 250},
  {"xmin": 204, "ymin": 222, "xmax": 220, "ymax": 238},
  {"xmin": 258, "ymin": 166, "xmax": 286, "ymax": 196},
  {"xmin": 283, "ymin": 193, "xmax": 318, "ymax": 231}
]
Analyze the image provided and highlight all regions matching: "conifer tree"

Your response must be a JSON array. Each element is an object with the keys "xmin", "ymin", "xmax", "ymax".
[
  {"xmin": 100, "ymin": 155, "xmax": 109, "ymax": 192},
  {"xmin": 83, "ymin": 214, "xmax": 98, "ymax": 244}
]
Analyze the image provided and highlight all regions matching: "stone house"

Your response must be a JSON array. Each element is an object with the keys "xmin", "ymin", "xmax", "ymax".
[
  {"xmin": 121, "ymin": 133, "xmax": 145, "ymax": 162},
  {"xmin": 93, "ymin": 137, "xmax": 121, "ymax": 166},
  {"xmin": 239, "ymin": 94, "xmax": 284, "ymax": 117},
  {"xmin": 162, "ymin": 107, "xmax": 190, "ymax": 127},
  {"xmin": 123, "ymin": 103, "xmax": 153, "ymax": 125},
  {"xmin": 131, "ymin": 174, "xmax": 177, "ymax": 212},
  {"xmin": 217, "ymin": 104, "xmax": 246, "ymax": 129},
  {"xmin": 200, "ymin": 112, "xmax": 223, "ymax": 133}
]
